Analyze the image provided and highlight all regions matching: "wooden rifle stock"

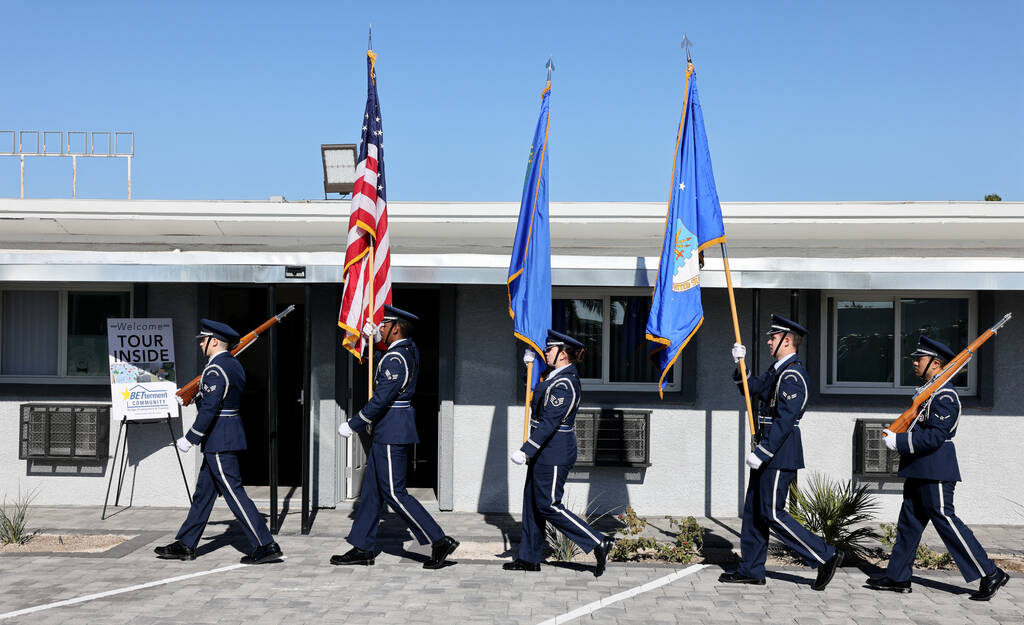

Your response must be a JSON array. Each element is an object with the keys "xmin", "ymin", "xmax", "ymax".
[
  {"xmin": 886, "ymin": 313, "xmax": 1012, "ymax": 434},
  {"xmin": 175, "ymin": 305, "xmax": 297, "ymax": 407}
]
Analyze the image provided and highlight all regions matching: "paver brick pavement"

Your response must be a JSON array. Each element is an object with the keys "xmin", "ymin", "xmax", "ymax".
[{"xmin": 0, "ymin": 506, "xmax": 1021, "ymax": 624}]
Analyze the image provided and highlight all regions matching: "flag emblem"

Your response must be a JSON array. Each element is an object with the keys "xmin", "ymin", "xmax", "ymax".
[{"xmin": 672, "ymin": 218, "xmax": 700, "ymax": 292}]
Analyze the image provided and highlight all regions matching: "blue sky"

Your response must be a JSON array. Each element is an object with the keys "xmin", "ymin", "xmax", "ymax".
[{"xmin": 1, "ymin": 0, "xmax": 1020, "ymax": 202}]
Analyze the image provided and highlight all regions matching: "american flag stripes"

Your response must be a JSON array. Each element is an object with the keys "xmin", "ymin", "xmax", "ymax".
[{"xmin": 339, "ymin": 50, "xmax": 392, "ymax": 360}]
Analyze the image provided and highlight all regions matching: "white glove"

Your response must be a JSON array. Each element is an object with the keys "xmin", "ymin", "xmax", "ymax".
[
  {"xmin": 174, "ymin": 393, "xmax": 185, "ymax": 407},
  {"xmin": 745, "ymin": 452, "xmax": 763, "ymax": 470},
  {"xmin": 732, "ymin": 343, "xmax": 747, "ymax": 363},
  {"xmin": 523, "ymin": 349, "xmax": 536, "ymax": 364},
  {"xmin": 176, "ymin": 437, "xmax": 192, "ymax": 453},
  {"xmin": 362, "ymin": 321, "xmax": 382, "ymax": 342},
  {"xmin": 510, "ymin": 450, "xmax": 527, "ymax": 465},
  {"xmin": 883, "ymin": 429, "xmax": 898, "ymax": 451},
  {"xmin": 338, "ymin": 422, "xmax": 353, "ymax": 438}
]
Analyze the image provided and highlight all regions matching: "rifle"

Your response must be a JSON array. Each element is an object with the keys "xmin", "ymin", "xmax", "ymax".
[
  {"xmin": 886, "ymin": 313, "xmax": 1012, "ymax": 435},
  {"xmin": 175, "ymin": 305, "xmax": 296, "ymax": 407}
]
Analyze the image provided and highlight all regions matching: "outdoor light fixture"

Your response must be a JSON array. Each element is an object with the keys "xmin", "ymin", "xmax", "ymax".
[{"xmin": 320, "ymin": 143, "xmax": 357, "ymax": 198}]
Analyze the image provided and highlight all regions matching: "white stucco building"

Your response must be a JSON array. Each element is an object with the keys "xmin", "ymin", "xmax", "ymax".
[{"xmin": 1, "ymin": 198, "xmax": 1021, "ymax": 525}]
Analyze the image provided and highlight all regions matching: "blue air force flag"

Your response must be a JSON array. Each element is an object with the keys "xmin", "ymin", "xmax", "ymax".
[
  {"xmin": 645, "ymin": 66, "xmax": 725, "ymax": 397},
  {"xmin": 507, "ymin": 83, "xmax": 553, "ymax": 388}
]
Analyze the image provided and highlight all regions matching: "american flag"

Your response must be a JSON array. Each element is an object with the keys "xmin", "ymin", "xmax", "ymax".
[{"xmin": 339, "ymin": 50, "xmax": 392, "ymax": 360}]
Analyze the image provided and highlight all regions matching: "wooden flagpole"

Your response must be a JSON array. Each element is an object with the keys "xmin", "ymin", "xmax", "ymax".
[
  {"xmin": 523, "ymin": 361, "xmax": 534, "ymax": 442},
  {"xmin": 720, "ymin": 242, "xmax": 756, "ymax": 439},
  {"xmin": 367, "ymin": 245, "xmax": 375, "ymax": 397}
]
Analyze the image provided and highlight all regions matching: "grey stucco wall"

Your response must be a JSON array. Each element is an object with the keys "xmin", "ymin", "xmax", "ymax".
[
  {"xmin": 4, "ymin": 281, "xmax": 1021, "ymax": 525},
  {"xmin": 450, "ymin": 285, "xmax": 1024, "ymax": 524},
  {"xmin": 0, "ymin": 284, "xmax": 201, "ymax": 507}
]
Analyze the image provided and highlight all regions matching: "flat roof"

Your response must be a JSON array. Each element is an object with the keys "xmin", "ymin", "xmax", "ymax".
[{"xmin": 1, "ymin": 199, "xmax": 1022, "ymax": 288}]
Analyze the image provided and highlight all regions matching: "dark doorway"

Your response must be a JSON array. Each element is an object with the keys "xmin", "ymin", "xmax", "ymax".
[
  {"xmin": 212, "ymin": 286, "xmax": 304, "ymax": 487},
  {"xmin": 393, "ymin": 288, "xmax": 440, "ymax": 490},
  {"xmin": 347, "ymin": 287, "xmax": 440, "ymax": 493}
]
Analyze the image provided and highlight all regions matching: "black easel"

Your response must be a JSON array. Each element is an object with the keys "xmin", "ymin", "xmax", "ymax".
[{"xmin": 101, "ymin": 412, "xmax": 192, "ymax": 519}]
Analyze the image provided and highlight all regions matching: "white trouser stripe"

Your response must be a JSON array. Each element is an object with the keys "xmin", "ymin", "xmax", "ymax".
[
  {"xmin": 936, "ymin": 482, "xmax": 984, "ymax": 577},
  {"xmin": 772, "ymin": 470, "xmax": 825, "ymax": 564},
  {"xmin": 550, "ymin": 466, "xmax": 601, "ymax": 545},
  {"xmin": 213, "ymin": 453, "xmax": 259, "ymax": 543},
  {"xmin": 386, "ymin": 444, "xmax": 428, "ymax": 540}
]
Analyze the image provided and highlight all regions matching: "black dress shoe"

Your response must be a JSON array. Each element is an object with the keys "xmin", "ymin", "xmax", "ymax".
[
  {"xmin": 718, "ymin": 571, "xmax": 766, "ymax": 585},
  {"xmin": 812, "ymin": 549, "xmax": 844, "ymax": 591},
  {"xmin": 593, "ymin": 535, "xmax": 615, "ymax": 578},
  {"xmin": 865, "ymin": 576, "xmax": 912, "ymax": 593},
  {"xmin": 240, "ymin": 541, "xmax": 284, "ymax": 565},
  {"xmin": 154, "ymin": 540, "xmax": 195, "ymax": 561},
  {"xmin": 423, "ymin": 536, "xmax": 460, "ymax": 569},
  {"xmin": 970, "ymin": 567, "xmax": 1009, "ymax": 601},
  {"xmin": 330, "ymin": 546, "xmax": 375, "ymax": 566},
  {"xmin": 502, "ymin": 559, "xmax": 541, "ymax": 572}
]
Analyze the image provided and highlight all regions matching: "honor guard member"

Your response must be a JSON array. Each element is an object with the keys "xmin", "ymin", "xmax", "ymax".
[
  {"xmin": 334, "ymin": 305, "xmax": 459, "ymax": 568},
  {"xmin": 867, "ymin": 336, "xmax": 1009, "ymax": 600},
  {"xmin": 155, "ymin": 319, "xmax": 282, "ymax": 564},
  {"xmin": 720, "ymin": 314, "xmax": 843, "ymax": 590},
  {"xmin": 504, "ymin": 330, "xmax": 615, "ymax": 577}
]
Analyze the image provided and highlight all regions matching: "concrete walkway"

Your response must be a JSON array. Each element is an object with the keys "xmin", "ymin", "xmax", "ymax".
[{"xmin": 0, "ymin": 504, "xmax": 1020, "ymax": 624}]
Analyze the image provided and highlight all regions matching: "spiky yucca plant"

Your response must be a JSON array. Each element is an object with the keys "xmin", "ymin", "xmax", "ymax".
[
  {"xmin": 0, "ymin": 487, "xmax": 38, "ymax": 545},
  {"xmin": 787, "ymin": 472, "xmax": 881, "ymax": 561},
  {"xmin": 544, "ymin": 496, "xmax": 615, "ymax": 562}
]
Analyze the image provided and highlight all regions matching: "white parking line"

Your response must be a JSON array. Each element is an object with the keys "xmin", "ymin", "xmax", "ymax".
[
  {"xmin": 0, "ymin": 563, "xmax": 246, "ymax": 621},
  {"xmin": 536, "ymin": 564, "xmax": 707, "ymax": 625}
]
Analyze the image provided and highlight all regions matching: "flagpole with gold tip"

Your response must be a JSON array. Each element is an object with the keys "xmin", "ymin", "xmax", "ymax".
[
  {"xmin": 366, "ymin": 26, "xmax": 375, "ymax": 399},
  {"xmin": 680, "ymin": 33, "xmax": 755, "ymax": 438}
]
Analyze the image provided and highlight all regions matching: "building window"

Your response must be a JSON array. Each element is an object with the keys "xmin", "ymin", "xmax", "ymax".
[
  {"xmin": 1, "ymin": 287, "xmax": 131, "ymax": 383},
  {"xmin": 552, "ymin": 290, "xmax": 681, "ymax": 392},
  {"xmin": 820, "ymin": 292, "xmax": 976, "ymax": 395}
]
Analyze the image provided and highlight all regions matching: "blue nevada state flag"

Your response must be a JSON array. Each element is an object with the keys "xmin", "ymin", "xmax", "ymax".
[
  {"xmin": 507, "ymin": 82, "xmax": 552, "ymax": 388},
  {"xmin": 646, "ymin": 65, "xmax": 725, "ymax": 397}
]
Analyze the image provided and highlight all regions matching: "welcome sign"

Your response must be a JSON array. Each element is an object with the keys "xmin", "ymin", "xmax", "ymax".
[{"xmin": 107, "ymin": 318, "xmax": 178, "ymax": 420}]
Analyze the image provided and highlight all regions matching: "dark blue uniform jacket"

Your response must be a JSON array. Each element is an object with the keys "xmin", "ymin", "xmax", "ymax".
[
  {"xmin": 185, "ymin": 351, "xmax": 248, "ymax": 453},
  {"xmin": 735, "ymin": 355, "xmax": 809, "ymax": 470},
  {"xmin": 894, "ymin": 381, "xmax": 962, "ymax": 482},
  {"xmin": 520, "ymin": 364, "xmax": 582, "ymax": 466},
  {"xmin": 349, "ymin": 338, "xmax": 420, "ymax": 445}
]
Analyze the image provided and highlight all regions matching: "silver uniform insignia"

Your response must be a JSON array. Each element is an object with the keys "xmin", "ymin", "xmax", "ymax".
[
  {"xmin": 550, "ymin": 396, "xmax": 565, "ymax": 407},
  {"xmin": 203, "ymin": 384, "xmax": 216, "ymax": 393},
  {"xmin": 385, "ymin": 370, "xmax": 397, "ymax": 381},
  {"xmin": 936, "ymin": 413, "xmax": 951, "ymax": 421},
  {"xmin": 784, "ymin": 391, "xmax": 797, "ymax": 401}
]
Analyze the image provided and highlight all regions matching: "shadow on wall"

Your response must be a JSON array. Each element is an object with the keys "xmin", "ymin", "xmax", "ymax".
[
  {"xmin": 479, "ymin": 404, "xmax": 515, "ymax": 551},
  {"xmin": 566, "ymin": 466, "xmax": 636, "ymax": 522}
]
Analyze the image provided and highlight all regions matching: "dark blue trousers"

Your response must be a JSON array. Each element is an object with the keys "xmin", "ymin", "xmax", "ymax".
[
  {"xmin": 738, "ymin": 467, "xmax": 835, "ymax": 579},
  {"xmin": 176, "ymin": 452, "xmax": 273, "ymax": 551},
  {"xmin": 885, "ymin": 478, "xmax": 995, "ymax": 583},
  {"xmin": 518, "ymin": 463, "xmax": 603, "ymax": 564},
  {"xmin": 347, "ymin": 442, "xmax": 444, "ymax": 551}
]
